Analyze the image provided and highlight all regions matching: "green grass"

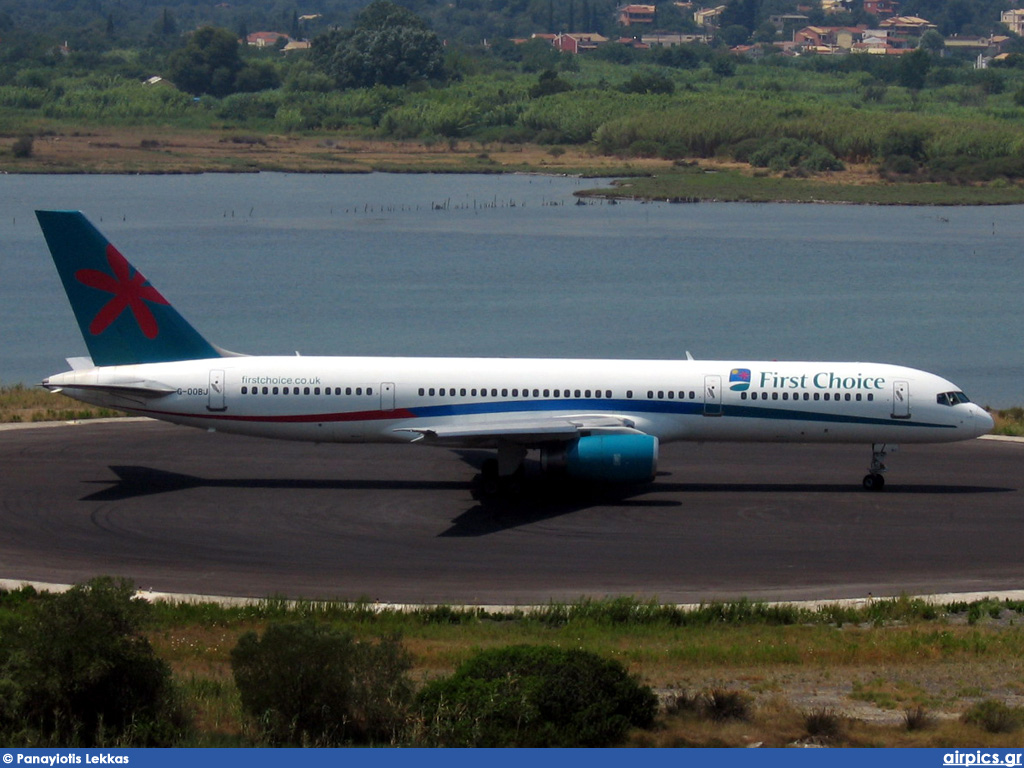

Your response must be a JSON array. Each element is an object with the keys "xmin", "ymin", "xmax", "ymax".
[
  {"xmin": 578, "ymin": 166, "xmax": 1024, "ymax": 205},
  {"xmin": 992, "ymin": 407, "xmax": 1024, "ymax": 436},
  {"xmin": 0, "ymin": 383, "xmax": 125, "ymax": 423}
]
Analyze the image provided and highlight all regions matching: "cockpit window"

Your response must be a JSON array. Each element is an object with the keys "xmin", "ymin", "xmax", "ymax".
[{"xmin": 937, "ymin": 391, "xmax": 971, "ymax": 406}]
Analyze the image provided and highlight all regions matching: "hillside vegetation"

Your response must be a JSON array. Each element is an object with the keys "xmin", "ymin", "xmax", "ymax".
[{"xmin": 5, "ymin": 0, "xmax": 1024, "ymax": 199}]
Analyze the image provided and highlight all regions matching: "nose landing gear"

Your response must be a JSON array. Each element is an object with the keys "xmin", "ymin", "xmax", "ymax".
[{"xmin": 862, "ymin": 443, "xmax": 892, "ymax": 491}]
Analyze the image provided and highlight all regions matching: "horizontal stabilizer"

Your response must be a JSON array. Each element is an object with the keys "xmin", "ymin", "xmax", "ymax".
[{"xmin": 42, "ymin": 378, "xmax": 177, "ymax": 399}]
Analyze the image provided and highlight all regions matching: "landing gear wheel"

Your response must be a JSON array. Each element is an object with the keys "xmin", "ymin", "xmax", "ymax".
[
  {"xmin": 862, "ymin": 473, "xmax": 885, "ymax": 491},
  {"xmin": 480, "ymin": 458, "xmax": 500, "ymax": 496}
]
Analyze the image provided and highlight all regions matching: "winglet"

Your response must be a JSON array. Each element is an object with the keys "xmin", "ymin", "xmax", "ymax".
[{"xmin": 36, "ymin": 210, "xmax": 222, "ymax": 366}]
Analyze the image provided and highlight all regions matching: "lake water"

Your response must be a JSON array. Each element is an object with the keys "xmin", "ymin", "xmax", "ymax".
[{"xmin": 1, "ymin": 173, "xmax": 1021, "ymax": 407}]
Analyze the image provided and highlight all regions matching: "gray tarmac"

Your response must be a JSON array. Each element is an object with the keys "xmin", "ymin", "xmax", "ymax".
[{"xmin": 1, "ymin": 420, "xmax": 1021, "ymax": 604}]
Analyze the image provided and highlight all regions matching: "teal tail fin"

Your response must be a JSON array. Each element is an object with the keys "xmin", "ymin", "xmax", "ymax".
[{"xmin": 36, "ymin": 210, "xmax": 222, "ymax": 366}]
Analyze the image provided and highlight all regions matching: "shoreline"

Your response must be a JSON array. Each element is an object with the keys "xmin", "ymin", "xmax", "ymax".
[{"xmin": 6, "ymin": 128, "xmax": 1024, "ymax": 205}]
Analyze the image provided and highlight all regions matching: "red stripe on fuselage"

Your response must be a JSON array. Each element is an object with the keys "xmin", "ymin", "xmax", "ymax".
[{"xmin": 126, "ymin": 407, "xmax": 418, "ymax": 424}]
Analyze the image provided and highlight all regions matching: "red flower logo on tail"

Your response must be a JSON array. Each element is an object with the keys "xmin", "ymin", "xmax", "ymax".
[{"xmin": 75, "ymin": 244, "xmax": 170, "ymax": 339}]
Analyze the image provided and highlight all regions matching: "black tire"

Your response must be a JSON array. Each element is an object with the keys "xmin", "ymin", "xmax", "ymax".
[{"xmin": 862, "ymin": 473, "xmax": 885, "ymax": 491}]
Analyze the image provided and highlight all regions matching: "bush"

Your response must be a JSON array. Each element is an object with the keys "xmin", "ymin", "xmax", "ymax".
[
  {"xmin": 620, "ymin": 69, "xmax": 675, "ymax": 95},
  {"xmin": 748, "ymin": 138, "xmax": 842, "ymax": 173},
  {"xmin": 231, "ymin": 623, "xmax": 413, "ymax": 746},
  {"xmin": 0, "ymin": 577, "xmax": 188, "ymax": 746},
  {"xmin": 904, "ymin": 705, "xmax": 933, "ymax": 731},
  {"xmin": 962, "ymin": 700, "xmax": 1022, "ymax": 734},
  {"xmin": 417, "ymin": 645, "xmax": 657, "ymax": 746},
  {"xmin": 11, "ymin": 135, "xmax": 33, "ymax": 158},
  {"xmin": 804, "ymin": 707, "xmax": 842, "ymax": 739},
  {"xmin": 700, "ymin": 688, "xmax": 751, "ymax": 722}
]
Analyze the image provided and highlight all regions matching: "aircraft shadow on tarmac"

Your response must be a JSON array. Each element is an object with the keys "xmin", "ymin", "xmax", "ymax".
[
  {"xmin": 81, "ymin": 466, "xmax": 468, "ymax": 502},
  {"xmin": 80, "ymin": 459, "xmax": 1013, "ymax": 538}
]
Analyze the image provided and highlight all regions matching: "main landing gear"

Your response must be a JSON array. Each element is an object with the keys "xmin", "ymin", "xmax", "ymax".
[
  {"xmin": 478, "ymin": 443, "xmax": 528, "ymax": 496},
  {"xmin": 862, "ymin": 443, "xmax": 892, "ymax": 491}
]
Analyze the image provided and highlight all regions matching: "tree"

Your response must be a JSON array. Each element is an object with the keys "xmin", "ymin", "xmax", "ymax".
[
  {"xmin": 620, "ymin": 68, "xmax": 675, "ymax": 94},
  {"xmin": 710, "ymin": 50, "xmax": 737, "ymax": 76},
  {"xmin": 311, "ymin": 0, "xmax": 445, "ymax": 89},
  {"xmin": 529, "ymin": 69, "xmax": 573, "ymax": 97},
  {"xmin": 166, "ymin": 26, "xmax": 243, "ymax": 96},
  {"xmin": 720, "ymin": 23, "xmax": 752, "ymax": 46},
  {"xmin": 1, "ymin": 578, "xmax": 187, "ymax": 746},
  {"xmin": 919, "ymin": 28, "xmax": 945, "ymax": 55},
  {"xmin": 897, "ymin": 48, "xmax": 931, "ymax": 90}
]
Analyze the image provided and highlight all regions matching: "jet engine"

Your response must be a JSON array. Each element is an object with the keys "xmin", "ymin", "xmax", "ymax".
[{"xmin": 540, "ymin": 434, "xmax": 659, "ymax": 483}]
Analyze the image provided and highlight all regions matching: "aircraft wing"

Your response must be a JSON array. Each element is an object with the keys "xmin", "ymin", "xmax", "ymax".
[{"xmin": 395, "ymin": 414, "xmax": 644, "ymax": 447}]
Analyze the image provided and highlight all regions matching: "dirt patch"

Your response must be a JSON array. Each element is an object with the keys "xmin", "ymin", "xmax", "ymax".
[{"xmin": 3, "ymin": 129, "xmax": 673, "ymax": 176}]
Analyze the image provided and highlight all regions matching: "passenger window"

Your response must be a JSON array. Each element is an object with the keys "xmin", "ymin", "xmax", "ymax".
[
  {"xmin": 856, "ymin": 393, "xmax": 862, "ymax": 401},
  {"xmin": 460, "ymin": 388, "xmax": 466, "ymax": 396},
  {"xmin": 845, "ymin": 393, "xmax": 851, "ymax": 401},
  {"xmin": 741, "ymin": 392, "xmax": 747, "ymax": 400},
  {"xmin": 346, "ymin": 387, "xmax": 352, "ymax": 396},
  {"xmin": 626, "ymin": 390, "xmax": 633, "ymax": 399},
  {"xmin": 771, "ymin": 392, "xmax": 778, "ymax": 400},
  {"xmin": 241, "ymin": 386, "xmax": 248, "ymax": 394},
  {"xmin": 813, "ymin": 393, "xmax": 820, "ymax": 401},
  {"xmin": 272, "ymin": 387, "xmax": 279, "ymax": 395},
  {"xmin": 868, "ymin": 394, "xmax": 874, "ymax": 401},
  {"xmin": 668, "ymin": 391, "xmax": 675, "ymax": 399},
  {"xmin": 782, "ymin": 392, "xmax": 788, "ymax": 401},
  {"xmin": 262, "ymin": 386, "xmax": 268, "ymax": 395},
  {"xmin": 585, "ymin": 390, "xmax": 592, "ymax": 398}
]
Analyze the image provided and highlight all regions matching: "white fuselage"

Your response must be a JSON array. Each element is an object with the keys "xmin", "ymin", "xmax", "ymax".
[{"xmin": 44, "ymin": 356, "xmax": 993, "ymax": 447}]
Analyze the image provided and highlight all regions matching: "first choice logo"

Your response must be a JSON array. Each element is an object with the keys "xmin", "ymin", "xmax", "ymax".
[{"xmin": 758, "ymin": 371, "xmax": 886, "ymax": 391}]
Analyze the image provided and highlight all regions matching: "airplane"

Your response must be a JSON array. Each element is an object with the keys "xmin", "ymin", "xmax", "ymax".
[{"xmin": 35, "ymin": 209, "xmax": 993, "ymax": 493}]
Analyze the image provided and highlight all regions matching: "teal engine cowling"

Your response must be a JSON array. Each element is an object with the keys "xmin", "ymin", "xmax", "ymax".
[{"xmin": 541, "ymin": 434, "xmax": 659, "ymax": 483}]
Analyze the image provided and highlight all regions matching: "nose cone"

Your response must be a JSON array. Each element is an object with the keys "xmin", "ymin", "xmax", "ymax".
[{"xmin": 973, "ymin": 406, "xmax": 995, "ymax": 437}]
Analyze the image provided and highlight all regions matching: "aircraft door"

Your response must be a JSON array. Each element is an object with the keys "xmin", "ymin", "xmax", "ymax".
[
  {"xmin": 208, "ymin": 369, "xmax": 226, "ymax": 411},
  {"xmin": 381, "ymin": 382, "xmax": 395, "ymax": 412},
  {"xmin": 891, "ymin": 380, "xmax": 910, "ymax": 419},
  {"xmin": 703, "ymin": 375, "xmax": 722, "ymax": 416}
]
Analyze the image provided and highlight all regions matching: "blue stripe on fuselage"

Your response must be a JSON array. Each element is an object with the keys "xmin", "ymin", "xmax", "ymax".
[{"xmin": 406, "ymin": 398, "xmax": 954, "ymax": 429}]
